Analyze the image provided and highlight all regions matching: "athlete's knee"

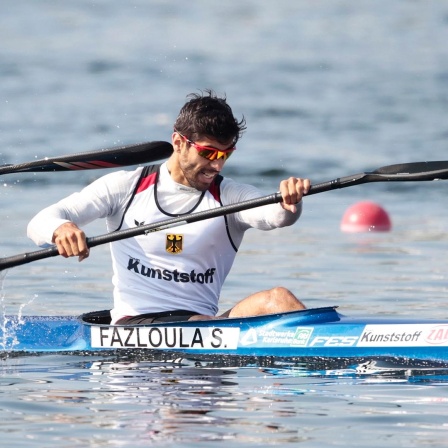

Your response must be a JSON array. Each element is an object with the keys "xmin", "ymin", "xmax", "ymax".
[
  {"xmin": 268, "ymin": 286, "xmax": 294, "ymax": 302},
  {"xmin": 261, "ymin": 287, "xmax": 289, "ymax": 311},
  {"xmin": 267, "ymin": 286, "xmax": 305, "ymax": 311}
]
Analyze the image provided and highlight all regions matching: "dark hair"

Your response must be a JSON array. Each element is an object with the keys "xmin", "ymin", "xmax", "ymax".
[{"xmin": 174, "ymin": 89, "xmax": 246, "ymax": 145}]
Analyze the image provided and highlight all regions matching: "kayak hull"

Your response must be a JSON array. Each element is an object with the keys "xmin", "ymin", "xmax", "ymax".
[{"xmin": 2, "ymin": 307, "xmax": 448, "ymax": 363}]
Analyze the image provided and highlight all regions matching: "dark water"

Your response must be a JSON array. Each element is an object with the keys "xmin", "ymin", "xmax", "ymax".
[{"xmin": 1, "ymin": 1, "xmax": 448, "ymax": 446}]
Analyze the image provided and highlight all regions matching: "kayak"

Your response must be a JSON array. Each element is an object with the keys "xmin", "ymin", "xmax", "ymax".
[{"xmin": 2, "ymin": 306, "xmax": 448, "ymax": 363}]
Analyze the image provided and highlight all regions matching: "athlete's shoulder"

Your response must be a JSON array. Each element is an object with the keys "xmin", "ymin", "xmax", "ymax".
[
  {"xmin": 95, "ymin": 166, "xmax": 145, "ymax": 184},
  {"xmin": 218, "ymin": 176, "xmax": 264, "ymax": 203},
  {"xmin": 82, "ymin": 167, "xmax": 145, "ymax": 204}
]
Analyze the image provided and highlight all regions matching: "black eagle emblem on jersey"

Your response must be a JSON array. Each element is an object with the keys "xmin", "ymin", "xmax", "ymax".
[{"xmin": 166, "ymin": 234, "xmax": 183, "ymax": 254}]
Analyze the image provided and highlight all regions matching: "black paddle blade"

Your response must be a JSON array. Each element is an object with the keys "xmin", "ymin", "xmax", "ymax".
[
  {"xmin": 372, "ymin": 161, "xmax": 448, "ymax": 179},
  {"xmin": 0, "ymin": 141, "xmax": 173, "ymax": 175},
  {"xmin": 309, "ymin": 160, "xmax": 448, "ymax": 195}
]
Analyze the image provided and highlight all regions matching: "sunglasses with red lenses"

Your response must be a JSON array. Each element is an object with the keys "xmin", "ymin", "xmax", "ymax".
[{"xmin": 176, "ymin": 130, "xmax": 236, "ymax": 161}]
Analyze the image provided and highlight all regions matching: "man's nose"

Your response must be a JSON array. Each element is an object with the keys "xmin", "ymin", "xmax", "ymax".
[{"xmin": 209, "ymin": 157, "xmax": 226, "ymax": 169}]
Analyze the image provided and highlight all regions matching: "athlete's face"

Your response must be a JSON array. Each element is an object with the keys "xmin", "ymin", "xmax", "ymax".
[{"xmin": 171, "ymin": 132, "xmax": 233, "ymax": 191}]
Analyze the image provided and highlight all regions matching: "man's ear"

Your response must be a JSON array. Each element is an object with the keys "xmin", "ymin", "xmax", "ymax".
[{"xmin": 172, "ymin": 132, "xmax": 182, "ymax": 153}]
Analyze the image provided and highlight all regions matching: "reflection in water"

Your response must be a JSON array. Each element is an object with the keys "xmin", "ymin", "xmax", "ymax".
[
  {"xmin": 3, "ymin": 353, "xmax": 448, "ymax": 445},
  {"xmin": 84, "ymin": 356, "xmax": 448, "ymax": 445},
  {"xmin": 80, "ymin": 357, "xmax": 305, "ymax": 444}
]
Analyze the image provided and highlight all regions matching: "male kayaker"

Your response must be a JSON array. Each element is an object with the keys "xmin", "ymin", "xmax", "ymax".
[{"xmin": 27, "ymin": 90, "xmax": 310, "ymax": 324}]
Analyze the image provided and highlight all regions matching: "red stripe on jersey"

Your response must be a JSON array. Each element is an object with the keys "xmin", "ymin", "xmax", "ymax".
[
  {"xmin": 208, "ymin": 180, "xmax": 220, "ymax": 202},
  {"xmin": 136, "ymin": 172, "xmax": 157, "ymax": 194}
]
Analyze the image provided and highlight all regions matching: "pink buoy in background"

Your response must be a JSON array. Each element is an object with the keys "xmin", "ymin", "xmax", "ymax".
[{"xmin": 340, "ymin": 201, "xmax": 392, "ymax": 233}]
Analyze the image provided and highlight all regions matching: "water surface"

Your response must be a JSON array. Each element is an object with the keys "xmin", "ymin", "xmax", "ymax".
[{"xmin": 1, "ymin": 1, "xmax": 448, "ymax": 446}]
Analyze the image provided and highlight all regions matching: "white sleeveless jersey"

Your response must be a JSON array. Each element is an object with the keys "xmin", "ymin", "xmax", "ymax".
[
  {"xmin": 109, "ymin": 164, "xmax": 237, "ymax": 322},
  {"xmin": 27, "ymin": 162, "xmax": 302, "ymax": 323}
]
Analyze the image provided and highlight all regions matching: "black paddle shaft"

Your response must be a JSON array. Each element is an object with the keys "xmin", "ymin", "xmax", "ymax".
[{"xmin": 0, "ymin": 160, "xmax": 446, "ymax": 271}]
